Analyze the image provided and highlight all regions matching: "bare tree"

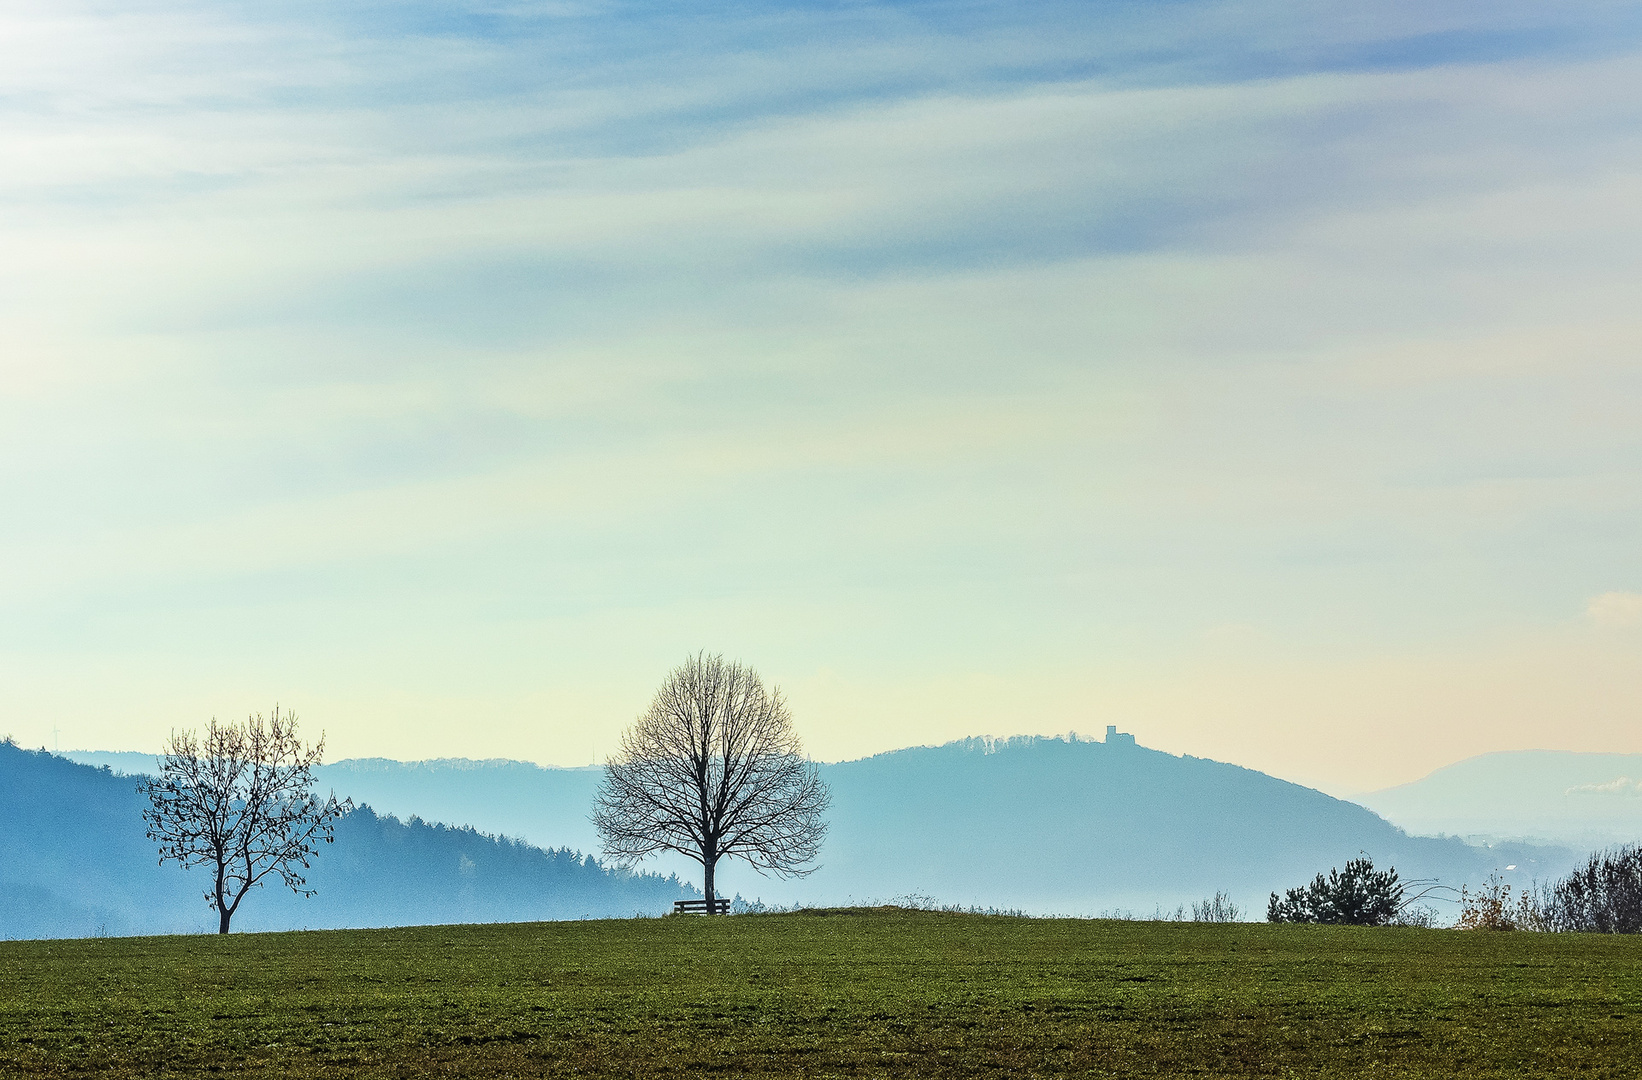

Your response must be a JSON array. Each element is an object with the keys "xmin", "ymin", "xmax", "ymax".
[
  {"xmin": 141, "ymin": 708, "xmax": 350, "ymax": 934},
  {"xmin": 593, "ymin": 653, "xmax": 830, "ymax": 908}
]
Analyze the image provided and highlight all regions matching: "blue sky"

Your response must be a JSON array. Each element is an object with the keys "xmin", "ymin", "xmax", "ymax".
[{"xmin": 3, "ymin": 0, "xmax": 1642, "ymax": 791}]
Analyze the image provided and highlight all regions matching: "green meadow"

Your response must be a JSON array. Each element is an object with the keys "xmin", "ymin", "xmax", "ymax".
[{"xmin": 3, "ymin": 909, "xmax": 1640, "ymax": 1078}]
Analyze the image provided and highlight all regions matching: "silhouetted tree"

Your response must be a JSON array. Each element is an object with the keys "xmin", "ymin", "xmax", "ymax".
[
  {"xmin": 593, "ymin": 653, "xmax": 830, "ymax": 909},
  {"xmin": 141, "ymin": 709, "xmax": 349, "ymax": 933},
  {"xmin": 1267, "ymin": 856, "xmax": 1403, "ymax": 926}
]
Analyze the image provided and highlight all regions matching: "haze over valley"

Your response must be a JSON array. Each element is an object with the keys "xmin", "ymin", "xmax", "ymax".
[{"xmin": 6, "ymin": 728, "xmax": 1571, "ymax": 938}]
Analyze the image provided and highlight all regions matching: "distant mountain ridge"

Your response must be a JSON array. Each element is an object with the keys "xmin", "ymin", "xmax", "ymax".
[
  {"xmin": 1359, "ymin": 750, "xmax": 1642, "ymax": 847},
  {"xmin": 68, "ymin": 735, "xmax": 1576, "ymax": 916},
  {"xmin": 794, "ymin": 735, "xmax": 1570, "ymax": 912}
]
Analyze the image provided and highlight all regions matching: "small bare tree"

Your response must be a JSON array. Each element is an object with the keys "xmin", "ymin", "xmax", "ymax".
[
  {"xmin": 141, "ymin": 708, "xmax": 349, "ymax": 934},
  {"xmin": 593, "ymin": 653, "xmax": 829, "ymax": 908}
]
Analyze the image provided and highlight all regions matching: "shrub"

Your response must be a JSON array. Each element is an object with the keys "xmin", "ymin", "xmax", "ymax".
[
  {"xmin": 1267, "ymin": 857, "xmax": 1402, "ymax": 926},
  {"xmin": 1454, "ymin": 875, "xmax": 1549, "ymax": 931},
  {"xmin": 1151, "ymin": 894, "xmax": 1243, "ymax": 922},
  {"xmin": 1191, "ymin": 892, "xmax": 1242, "ymax": 923},
  {"xmin": 1542, "ymin": 845, "xmax": 1642, "ymax": 934}
]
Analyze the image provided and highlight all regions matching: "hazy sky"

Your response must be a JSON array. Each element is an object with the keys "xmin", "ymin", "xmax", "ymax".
[{"xmin": 4, "ymin": 0, "xmax": 1641, "ymax": 793}]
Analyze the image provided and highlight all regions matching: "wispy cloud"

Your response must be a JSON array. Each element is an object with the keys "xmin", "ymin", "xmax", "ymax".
[
  {"xmin": 1567, "ymin": 777, "xmax": 1642, "ymax": 797},
  {"xmin": 3, "ymin": 1, "xmax": 1642, "ymax": 782},
  {"xmin": 1588, "ymin": 592, "xmax": 1642, "ymax": 628}
]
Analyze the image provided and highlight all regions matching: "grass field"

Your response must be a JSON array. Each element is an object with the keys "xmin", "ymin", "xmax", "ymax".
[{"xmin": 3, "ymin": 908, "xmax": 1641, "ymax": 1077}]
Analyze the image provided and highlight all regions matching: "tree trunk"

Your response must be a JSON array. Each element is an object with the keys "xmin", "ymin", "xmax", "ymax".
[
  {"xmin": 215, "ymin": 862, "xmax": 231, "ymax": 934},
  {"xmin": 704, "ymin": 857, "xmax": 716, "ymax": 911}
]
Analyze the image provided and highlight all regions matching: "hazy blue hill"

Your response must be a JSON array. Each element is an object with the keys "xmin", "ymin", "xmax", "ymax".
[
  {"xmin": 229, "ymin": 808, "xmax": 679, "ymax": 932},
  {"xmin": 315, "ymin": 758, "xmax": 605, "ymax": 855},
  {"xmin": 58, "ymin": 736, "xmax": 1581, "ymax": 916},
  {"xmin": 1, "ymin": 742, "xmax": 688, "ymax": 940},
  {"xmin": 1359, "ymin": 750, "xmax": 1642, "ymax": 847},
  {"xmin": 62, "ymin": 751, "xmax": 607, "ymax": 854},
  {"xmin": 0, "ymin": 745, "xmax": 176, "ymax": 938},
  {"xmin": 55, "ymin": 751, "xmax": 159, "ymax": 776},
  {"xmin": 794, "ymin": 736, "xmax": 1571, "ymax": 912}
]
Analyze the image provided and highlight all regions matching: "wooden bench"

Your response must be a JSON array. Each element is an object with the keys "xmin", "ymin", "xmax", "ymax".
[{"xmin": 673, "ymin": 898, "xmax": 731, "ymax": 915}]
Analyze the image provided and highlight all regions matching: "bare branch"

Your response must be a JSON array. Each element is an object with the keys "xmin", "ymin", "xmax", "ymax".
[{"xmin": 140, "ymin": 707, "xmax": 351, "ymax": 933}]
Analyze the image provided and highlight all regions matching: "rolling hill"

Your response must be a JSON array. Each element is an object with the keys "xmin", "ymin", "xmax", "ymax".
[
  {"xmin": 69, "ymin": 734, "xmax": 1576, "ymax": 916},
  {"xmin": 790, "ymin": 736, "xmax": 1572, "ymax": 912},
  {"xmin": 1, "ymin": 742, "xmax": 689, "ymax": 940}
]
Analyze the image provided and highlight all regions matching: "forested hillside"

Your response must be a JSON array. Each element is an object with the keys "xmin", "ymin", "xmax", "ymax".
[
  {"xmin": 801, "ymin": 736, "xmax": 1575, "ymax": 911},
  {"xmin": 75, "ymin": 737, "xmax": 1574, "ymax": 914},
  {"xmin": 62, "ymin": 752, "xmax": 607, "ymax": 853},
  {"xmin": 0, "ymin": 743, "xmax": 689, "ymax": 939},
  {"xmin": 52, "ymin": 736, "xmax": 1581, "ymax": 918}
]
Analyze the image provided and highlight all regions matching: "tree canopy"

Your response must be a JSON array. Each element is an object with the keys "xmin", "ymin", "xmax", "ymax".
[
  {"xmin": 142, "ymin": 709, "xmax": 348, "ymax": 933},
  {"xmin": 593, "ymin": 653, "xmax": 829, "ymax": 906}
]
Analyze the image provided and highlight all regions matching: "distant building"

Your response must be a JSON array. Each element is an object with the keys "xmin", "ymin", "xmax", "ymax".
[{"xmin": 1105, "ymin": 724, "xmax": 1136, "ymax": 747}]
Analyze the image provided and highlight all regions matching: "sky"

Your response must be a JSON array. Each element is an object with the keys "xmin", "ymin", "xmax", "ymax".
[{"xmin": 3, "ymin": 0, "xmax": 1641, "ymax": 795}]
